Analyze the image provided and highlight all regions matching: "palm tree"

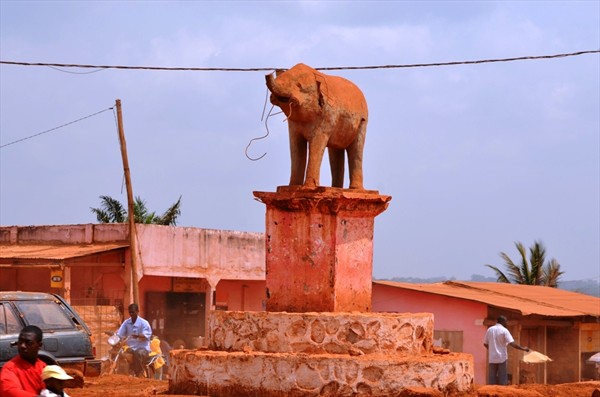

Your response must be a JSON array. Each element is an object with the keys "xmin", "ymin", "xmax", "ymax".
[
  {"xmin": 485, "ymin": 240, "xmax": 564, "ymax": 287},
  {"xmin": 90, "ymin": 195, "xmax": 182, "ymax": 226}
]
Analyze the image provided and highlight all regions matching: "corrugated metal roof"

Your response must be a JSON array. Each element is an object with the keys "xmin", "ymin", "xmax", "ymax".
[
  {"xmin": 0, "ymin": 242, "xmax": 128, "ymax": 261},
  {"xmin": 374, "ymin": 280, "xmax": 600, "ymax": 317}
]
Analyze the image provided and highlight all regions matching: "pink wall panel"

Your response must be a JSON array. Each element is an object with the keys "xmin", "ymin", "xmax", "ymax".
[{"xmin": 372, "ymin": 283, "xmax": 488, "ymax": 384}]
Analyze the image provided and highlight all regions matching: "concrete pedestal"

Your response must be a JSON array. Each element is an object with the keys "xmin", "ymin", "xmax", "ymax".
[
  {"xmin": 253, "ymin": 187, "xmax": 391, "ymax": 312},
  {"xmin": 168, "ymin": 186, "xmax": 476, "ymax": 396}
]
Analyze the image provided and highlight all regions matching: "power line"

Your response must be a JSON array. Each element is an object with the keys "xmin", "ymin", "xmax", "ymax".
[
  {"xmin": 0, "ymin": 106, "xmax": 114, "ymax": 148},
  {"xmin": 0, "ymin": 50, "xmax": 597, "ymax": 73},
  {"xmin": 46, "ymin": 65, "xmax": 106, "ymax": 75},
  {"xmin": 1, "ymin": 49, "xmax": 597, "ymax": 149}
]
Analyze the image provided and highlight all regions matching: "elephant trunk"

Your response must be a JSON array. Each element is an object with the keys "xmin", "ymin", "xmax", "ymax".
[
  {"xmin": 265, "ymin": 73, "xmax": 291, "ymax": 104},
  {"xmin": 265, "ymin": 73, "xmax": 276, "ymax": 93}
]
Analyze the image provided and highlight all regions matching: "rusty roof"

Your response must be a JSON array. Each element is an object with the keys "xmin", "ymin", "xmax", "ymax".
[
  {"xmin": 0, "ymin": 242, "xmax": 128, "ymax": 261},
  {"xmin": 374, "ymin": 280, "xmax": 600, "ymax": 317}
]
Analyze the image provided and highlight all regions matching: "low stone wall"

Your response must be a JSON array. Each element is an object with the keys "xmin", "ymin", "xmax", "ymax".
[
  {"xmin": 210, "ymin": 311, "xmax": 433, "ymax": 357},
  {"xmin": 169, "ymin": 350, "xmax": 474, "ymax": 396},
  {"xmin": 170, "ymin": 311, "xmax": 474, "ymax": 395}
]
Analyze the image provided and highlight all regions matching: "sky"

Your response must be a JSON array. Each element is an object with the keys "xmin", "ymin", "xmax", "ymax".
[{"xmin": 1, "ymin": 1, "xmax": 598, "ymax": 282}]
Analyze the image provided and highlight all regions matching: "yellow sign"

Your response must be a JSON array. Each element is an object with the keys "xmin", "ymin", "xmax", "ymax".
[{"xmin": 50, "ymin": 269, "xmax": 64, "ymax": 288}]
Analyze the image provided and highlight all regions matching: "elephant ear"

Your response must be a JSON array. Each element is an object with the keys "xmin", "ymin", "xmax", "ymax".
[{"xmin": 316, "ymin": 79, "xmax": 325, "ymax": 109}]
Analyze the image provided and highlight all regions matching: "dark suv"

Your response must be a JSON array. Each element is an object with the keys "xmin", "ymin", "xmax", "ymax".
[{"xmin": 0, "ymin": 291, "xmax": 101, "ymax": 376}]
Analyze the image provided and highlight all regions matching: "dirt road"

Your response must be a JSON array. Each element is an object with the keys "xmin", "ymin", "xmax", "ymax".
[{"xmin": 66, "ymin": 375, "xmax": 600, "ymax": 397}]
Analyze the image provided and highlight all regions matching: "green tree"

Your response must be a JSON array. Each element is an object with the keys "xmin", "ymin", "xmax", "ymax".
[
  {"xmin": 90, "ymin": 195, "xmax": 182, "ymax": 226},
  {"xmin": 485, "ymin": 240, "xmax": 564, "ymax": 287}
]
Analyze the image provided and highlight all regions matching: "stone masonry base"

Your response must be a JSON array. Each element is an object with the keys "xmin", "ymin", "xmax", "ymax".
[
  {"xmin": 168, "ymin": 311, "xmax": 474, "ymax": 396},
  {"xmin": 169, "ymin": 350, "xmax": 473, "ymax": 396}
]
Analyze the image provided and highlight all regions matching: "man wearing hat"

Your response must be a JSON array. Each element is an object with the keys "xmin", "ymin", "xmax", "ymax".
[
  {"xmin": 483, "ymin": 315, "xmax": 530, "ymax": 385},
  {"xmin": 40, "ymin": 365, "xmax": 73, "ymax": 397}
]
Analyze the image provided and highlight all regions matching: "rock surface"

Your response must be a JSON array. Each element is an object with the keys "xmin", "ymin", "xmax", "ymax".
[
  {"xmin": 169, "ymin": 310, "xmax": 474, "ymax": 396},
  {"xmin": 210, "ymin": 310, "xmax": 434, "ymax": 356},
  {"xmin": 169, "ymin": 350, "xmax": 473, "ymax": 396}
]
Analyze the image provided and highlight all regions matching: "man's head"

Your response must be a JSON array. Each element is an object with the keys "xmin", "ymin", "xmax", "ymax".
[
  {"xmin": 41, "ymin": 365, "xmax": 73, "ymax": 393},
  {"xmin": 18, "ymin": 325, "xmax": 43, "ymax": 364},
  {"xmin": 497, "ymin": 315, "xmax": 508, "ymax": 327},
  {"xmin": 128, "ymin": 303, "xmax": 140, "ymax": 322}
]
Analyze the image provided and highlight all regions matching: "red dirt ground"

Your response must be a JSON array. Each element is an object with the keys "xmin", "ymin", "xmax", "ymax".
[{"xmin": 65, "ymin": 375, "xmax": 600, "ymax": 397}]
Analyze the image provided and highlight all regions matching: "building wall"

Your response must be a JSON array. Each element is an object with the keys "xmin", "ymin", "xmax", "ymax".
[
  {"xmin": 215, "ymin": 280, "xmax": 266, "ymax": 311},
  {"xmin": 0, "ymin": 268, "xmax": 50, "ymax": 291},
  {"xmin": 0, "ymin": 223, "xmax": 266, "ymax": 283},
  {"xmin": 581, "ymin": 323, "xmax": 600, "ymax": 381},
  {"xmin": 372, "ymin": 283, "xmax": 489, "ymax": 384},
  {"xmin": 546, "ymin": 325, "xmax": 581, "ymax": 383},
  {"xmin": 136, "ymin": 225, "xmax": 265, "ymax": 281},
  {"xmin": 0, "ymin": 223, "xmax": 129, "ymax": 244}
]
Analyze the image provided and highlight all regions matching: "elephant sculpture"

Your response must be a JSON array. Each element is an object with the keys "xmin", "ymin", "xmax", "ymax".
[{"xmin": 265, "ymin": 63, "xmax": 368, "ymax": 190}]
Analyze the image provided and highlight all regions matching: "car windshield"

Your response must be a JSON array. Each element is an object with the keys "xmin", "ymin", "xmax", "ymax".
[{"xmin": 14, "ymin": 300, "xmax": 75, "ymax": 331}]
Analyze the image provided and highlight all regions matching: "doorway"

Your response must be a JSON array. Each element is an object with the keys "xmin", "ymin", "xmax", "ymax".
[{"xmin": 146, "ymin": 291, "xmax": 205, "ymax": 349}]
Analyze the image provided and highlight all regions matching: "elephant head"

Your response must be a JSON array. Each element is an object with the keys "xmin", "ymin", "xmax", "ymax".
[
  {"xmin": 265, "ymin": 63, "xmax": 368, "ymax": 190},
  {"xmin": 265, "ymin": 64, "xmax": 324, "ymax": 123}
]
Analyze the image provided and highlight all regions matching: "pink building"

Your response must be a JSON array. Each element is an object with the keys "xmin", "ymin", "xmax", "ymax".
[
  {"xmin": 372, "ymin": 280, "xmax": 600, "ymax": 385},
  {"xmin": 0, "ymin": 223, "xmax": 267, "ymax": 358}
]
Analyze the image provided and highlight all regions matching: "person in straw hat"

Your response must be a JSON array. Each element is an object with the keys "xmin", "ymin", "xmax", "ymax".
[{"xmin": 40, "ymin": 365, "xmax": 73, "ymax": 397}]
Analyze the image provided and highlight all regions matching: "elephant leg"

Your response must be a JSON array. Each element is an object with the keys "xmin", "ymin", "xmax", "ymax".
[
  {"xmin": 305, "ymin": 134, "xmax": 328, "ymax": 188},
  {"xmin": 347, "ymin": 120, "xmax": 366, "ymax": 190},
  {"xmin": 328, "ymin": 147, "xmax": 345, "ymax": 188},
  {"xmin": 289, "ymin": 131, "xmax": 307, "ymax": 186}
]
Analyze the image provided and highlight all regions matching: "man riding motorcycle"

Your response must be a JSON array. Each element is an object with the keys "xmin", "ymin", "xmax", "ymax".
[{"xmin": 115, "ymin": 304, "xmax": 152, "ymax": 377}]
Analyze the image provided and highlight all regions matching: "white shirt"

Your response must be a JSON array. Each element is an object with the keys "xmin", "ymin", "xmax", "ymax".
[
  {"xmin": 40, "ymin": 389, "xmax": 70, "ymax": 397},
  {"xmin": 484, "ymin": 323, "xmax": 514, "ymax": 364},
  {"xmin": 117, "ymin": 316, "xmax": 152, "ymax": 352}
]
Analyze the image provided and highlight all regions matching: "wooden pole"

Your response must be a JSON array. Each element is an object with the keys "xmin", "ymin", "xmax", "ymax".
[{"xmin": 115, "ymin": 99, "xmax": 140, "ymax": 305}]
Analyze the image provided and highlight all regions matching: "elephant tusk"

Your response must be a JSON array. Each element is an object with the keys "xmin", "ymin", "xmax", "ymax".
[{"xmin": 283, "ymin": 102, "xmax": 293, "ymax": 122}]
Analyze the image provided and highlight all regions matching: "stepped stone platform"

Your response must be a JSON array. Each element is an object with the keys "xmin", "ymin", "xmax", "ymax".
[
  {"xmin": 169, "ymin": 186, "xmax": 474, "ymax": 395},
  {"xmin": 168, "ymin": 311, "xmax": 474, "ymax": 396}
]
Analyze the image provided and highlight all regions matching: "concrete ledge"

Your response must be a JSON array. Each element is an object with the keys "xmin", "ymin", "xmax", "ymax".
[
  {"xmin": 169, "ymin": 350, "xmax": 474, "ymax": 396},
  {"xmin": 210, "ymin": 311, "xmax": 434, "ymax": 356},
  {"xmin": 253, "ymin": 187, "xmax": 391, "ymax": 217}
]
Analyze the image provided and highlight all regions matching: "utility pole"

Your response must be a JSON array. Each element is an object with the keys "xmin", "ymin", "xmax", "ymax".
[{"xmin": 115, "ymin": 99, "xmax": 140, "ymax": 305}]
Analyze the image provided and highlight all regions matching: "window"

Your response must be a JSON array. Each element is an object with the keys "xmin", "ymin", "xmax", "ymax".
[
  {"xmin": 14, "ymin": 300, "xmax": 74, "ymax": 331},
  {"xmin": 0, "ymin": 303, "xmax": 21, "ymax": 334},
  {"xmin": 433, "ymin": 330, "xmax": 463, "ymax": 352}
]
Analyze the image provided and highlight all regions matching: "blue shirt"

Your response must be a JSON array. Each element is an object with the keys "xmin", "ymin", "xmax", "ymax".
[{"xmin": 117, "ymin": 316, "xmax": 152, "ymax": 352}]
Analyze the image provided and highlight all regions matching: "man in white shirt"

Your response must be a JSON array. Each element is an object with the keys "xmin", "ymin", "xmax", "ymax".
[
  {"xmin": 117, "ymin": 303, "xmax": 152, "ymax": 377},
  {"xmin": 483, "ymin": 315, "xmax": 529, "ymax": 385}
]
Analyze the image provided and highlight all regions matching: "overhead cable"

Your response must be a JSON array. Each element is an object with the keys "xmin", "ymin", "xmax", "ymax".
[
  {"xmin": 0, "ymin": 50, "xmax": 598, "ymax": 73},
  {"xmin": 0, "ymin": 107, "xmax": 114, "ymax": 148}
]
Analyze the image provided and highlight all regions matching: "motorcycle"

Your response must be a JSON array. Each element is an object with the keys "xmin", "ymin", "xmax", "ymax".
[
  {"xmin": 105, "ymin": 332, "xmax": 166, "ymax": 379},
  {"xmin": 106, "ymin": 333, "xmax": 132, "ymax": 375}
]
